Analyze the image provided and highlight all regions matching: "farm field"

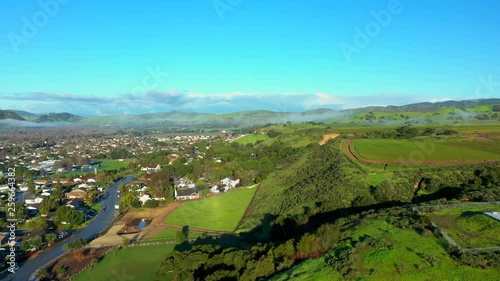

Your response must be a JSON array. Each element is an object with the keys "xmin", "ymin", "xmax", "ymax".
[
  {"xmin": 145, "ymin": 227, "xmax": 207, "ymax": 242},
  {"xmin": 427, "ymin": 205, "xmax": 500, "ymax": 248},
  {"xmin": 234, "ymin": 133, "xmax": 270, "ymax": 144},
  {"xmin": 165, "ymin": 188, "xmax": 257, "ymax": 232},
  {"xmin": 350, "ymin": 139, "xmax": 500, "ymax": 162},
  {"xmin": 74, "ymin": 245, "xmax": 176, "ymax": 281}
]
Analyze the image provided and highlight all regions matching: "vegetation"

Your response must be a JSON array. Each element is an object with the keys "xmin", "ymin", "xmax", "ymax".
[
  {"xmin": 351, "ymin": 139, "xmax": 500, "ymax": 161},
  {"xmin": 74, "ymin": 245, "xmax": 176, "ymax": 281},
  {"xmin": 166, "ymin": 188, "xmax": 256, "ymax": 231},
  {"xmin": 234, "ymin": 134, "xmax": 270, "ymax": 145}
]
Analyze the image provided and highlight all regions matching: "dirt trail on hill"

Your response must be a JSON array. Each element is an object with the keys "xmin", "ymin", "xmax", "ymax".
[
  {"xmin": 341, "ymin": 139, "xmax": 500, "ymax": 165},
  {"xmin": 125, "ymin": 201, "xmax": 182, "ymax": 240},
  {"xmin": 319, "ymin": 133, "xmax": 341, "ymax": 145}
]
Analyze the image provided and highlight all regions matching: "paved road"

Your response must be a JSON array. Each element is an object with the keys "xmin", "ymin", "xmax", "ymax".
[{"xmin": 2, "ymin": 176, "xmax": 134, "ymax": 281}]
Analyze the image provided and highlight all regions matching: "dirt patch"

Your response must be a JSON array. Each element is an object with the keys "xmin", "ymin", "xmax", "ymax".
[
  {"xmin": 126, "ymin": 202, "xmax": 182, "ymax": 240},
  {"xmin": 341, "ymin": 139, "xmax": 500, "ymax": 165},
  {"xmin": 319, "ymin": 133, "xmax": 340, "ymax": 145},
  {"xmin": 46, "ymin": 246, "xmax": 112, "ymax": 280}
]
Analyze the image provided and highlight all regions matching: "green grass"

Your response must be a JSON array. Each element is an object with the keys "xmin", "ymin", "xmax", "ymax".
[
  {"xmin": 234, "ymin": 134, "xmax": 270, "ymax": 144},
  {"xmin": 444, "ymin": 139, "xmax": 500, "ymax": 154},
  {"xmin": 91, "ymin": 203, "xmax": 102, "ymax": 212},
  {"xmin": 428, "ymin": 205, "xmax": 500, "ymax": 248},
  {"xmin": 165, "ymin": 188, "xmax": 257, "ymax": 231},
  {"xmin": 99, "ymin": 160, "xmax": 129, "ymax": 171},
  {"xmin": 74, "ymin": 245, "xmax": 176, "ymax": 281},
  {"xmin": 145, "ymin": 227, "xmax": 208, "ymax": 242},
  {"xmin": 351, "ymin": 139, "xmax": 500, "ymax": 161},
  {"xmin": 269, "ymin": 257, "xmax": 343, "ymax": 281},
  {"xmin": 273, "ymin": 218, "xmax": 500, "ymax": 280}
]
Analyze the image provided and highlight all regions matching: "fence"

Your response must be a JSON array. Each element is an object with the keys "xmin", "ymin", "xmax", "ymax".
[
  {"xmin": 419, "ymin": 202, "xmax": 500, "ymax": 255},
  {"xmin": 414, "ymin": 201, "xmax": 500, "ymax": 212},
  {"xmin": 68, "ymin": 246, "xmax": 117, "ymax": 281}
]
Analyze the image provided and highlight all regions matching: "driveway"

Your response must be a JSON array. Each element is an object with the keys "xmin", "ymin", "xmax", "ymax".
[{"xmin": 1, "ymin": 176, "xmax": 134, "ymax": 281}]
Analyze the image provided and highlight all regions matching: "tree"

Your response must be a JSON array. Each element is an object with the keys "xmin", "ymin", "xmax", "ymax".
[
  {"xmin": 84, "ymin": 190, "xmax": 98, "ymax": 206},
  {"xmin": 119, "ymin": 193, "xmax": 141, "ymax": 209},
  {"xmin": 21, "ymin": 236, "xmax": 42, "ymax": 251},
  {"xmin": 44, "ymin": 232, "xmax": 58, "ymax": 243},
  {"xmin": 63, "ymin": 238, "xmax": 86, "ymax": 251},
  {"xmin": 25, "ymin": 217, "xmax": 48, "ymax": 232},
  {"xmin": 27, "ymin": 178, "xmax": 36, "ymax": 193},
  {"xmin": 39, "ymin": 195, "xmax": 60, "ymax": 214},
  {"xmin": 55, "ymin": 206, "xmax": 84, "ymax": 226},
  {"xmin": 36, "ymin": 267, "xmax": 48, "ymax": 279}
]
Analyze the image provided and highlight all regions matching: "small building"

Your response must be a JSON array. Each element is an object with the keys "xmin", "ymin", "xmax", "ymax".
[
  {"xmin": 65, "ymin": 188, "xmax": 86, "ymax": 199},
  {"xmin": 174, "ymin": 188, "xmax": 199, "ymax": 201}
]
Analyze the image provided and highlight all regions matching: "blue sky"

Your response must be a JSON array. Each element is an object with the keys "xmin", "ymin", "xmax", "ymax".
[{"xmin": 0, "ymin": 0, "xmax": 499, "ymax": 115}]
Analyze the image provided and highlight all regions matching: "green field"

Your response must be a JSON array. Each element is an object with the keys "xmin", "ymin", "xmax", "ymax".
[
  {"xmin": 272, "ymin": 219, "xmax": 500, "ymax": 280},
  {"xmin": 145, "ymin": 227, "xmax": 208, "ymax": 242},
  {"xmin": 351, "ymin": 139, "xmax": 500, "ymax": 161},
  {"xmin": 428, "ymin": 205, "xmax": 500, "ymax": 248},
  {"xmin": 165, "ymin": 188, "xmax": 257, "ymax": 231},
  {"xmin": 234, "ymin": 134, "xmax": 270, "ymax": 144},
  {"xmin": 99, "ymin": 159, "xmax": 129, "ymax": 171},
  {"xmin": 74, "ymin": 245, "xmax": 175, "ymax": 281}
]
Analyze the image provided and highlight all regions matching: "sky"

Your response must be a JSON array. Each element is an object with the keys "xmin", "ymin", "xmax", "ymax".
[{"xmin": 0, "ymin": 0, "xmax": 499, "ymax": 115}]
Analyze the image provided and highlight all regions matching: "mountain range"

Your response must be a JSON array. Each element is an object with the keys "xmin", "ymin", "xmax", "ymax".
[{"xmin": 1, "ymin": 98, "xmax": 499, "ymax": 129}]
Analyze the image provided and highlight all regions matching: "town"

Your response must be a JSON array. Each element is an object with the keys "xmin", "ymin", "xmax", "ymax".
[{"xmin": 0, "ymin": 128, "xmax": 250, "ymax": 277}]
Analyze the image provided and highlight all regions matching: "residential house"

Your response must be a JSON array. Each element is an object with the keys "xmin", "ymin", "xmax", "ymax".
[
  {"xmin": 25, "ymin": 194, "xmax": 44, "ymax": 205},
  {"xmin": 210, "ymin": 184, "xmax": 229, "ymax": 194},
  {"xmin": 139, "ymin": 164, "xmax": 161, "ymax": 172},
  {"xmin": 65, "ymin": 188, "xmax": 86, "ymax": 199},
  {"xmin": 221, "ymin": 177, "xmax": 240, "ymax": 188},
  {"xmin": 138, "ymin": 194, "xmax": 152, "ymax": 204},
  {"xmin": 174, "ymin": 188, "xmax": 199, "ymax": 200}
]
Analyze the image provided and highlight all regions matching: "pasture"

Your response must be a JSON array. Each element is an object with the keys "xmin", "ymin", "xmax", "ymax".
[
  {"xmin": 74, "ymin": 245, "xmax": 176, "ymax": 281},
  {"xmin": 350, "ymin": 139, "xmax": 500, "ymax": 162},
  {"xmin": 234, "ymin": 134, "xmax": 270, "ymax": 144},
  {"xmin": 165, "ymin": 187, "xmax": 257, "ymax": 232}
]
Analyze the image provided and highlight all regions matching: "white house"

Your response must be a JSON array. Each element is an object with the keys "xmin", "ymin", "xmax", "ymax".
[
  {"xmin": 211, "ymin": 184, "xmax": 229, "ymax": 194},
  {"xmin": 220, "ymin": 177, "xmax": 240, "ymax": 188},
  {"xmin": 139, "ymin": 164, "xmax": 161, "ymax": 172},
  {"xmin": 138, "ymin": 194, "xmax": 152, "ymax": 204},
  {"xmin": 174, "ymin": 188, "xmax": 199, "ymax": 200},
  {"xmin": 25, "ymin": 196, "xmax": 44, "ymax": 204}
]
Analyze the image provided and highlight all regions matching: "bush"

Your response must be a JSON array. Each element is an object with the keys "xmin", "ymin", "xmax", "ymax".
[{"xmin": 144, "ymin": 199, "xmax": 159, "ymax": 208}]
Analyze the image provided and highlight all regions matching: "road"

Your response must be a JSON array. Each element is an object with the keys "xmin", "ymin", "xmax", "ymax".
[{"xmin": 2, "ymin": 176, "xmax": 134, "ymax": 281}]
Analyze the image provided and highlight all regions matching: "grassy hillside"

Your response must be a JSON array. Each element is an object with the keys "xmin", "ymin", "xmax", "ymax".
[
  {"xmin": 234, "ymin": 134, "xmax": 270, "ymax": 144},
  {"xmin": 271, "ymin": 218, "xmax": 500, "ymax": 281}
]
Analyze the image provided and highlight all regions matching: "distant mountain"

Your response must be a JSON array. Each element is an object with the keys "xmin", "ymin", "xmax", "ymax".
[
  {"xmin": 0, "ymin": 110, "xmax": 25, "ymax": 121},
  {"xmin": 1, "ymin": 98, "xmax": 499, "ymax": 128},
  {"xmin": 5, "ymin": 110, "xmax": 37, "ymax": 119},
  {"xmin": 34, "ymin": 112, "xmax": 82, "ymax": 123},
  {"xmin": 350, "ymin": 98, "xmax": 500, "ymax": 113}
]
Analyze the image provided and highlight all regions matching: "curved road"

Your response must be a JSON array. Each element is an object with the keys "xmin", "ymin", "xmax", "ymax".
[{"xmin": 3, "ymin": 176, "xmax": 134, "ymax": 281}]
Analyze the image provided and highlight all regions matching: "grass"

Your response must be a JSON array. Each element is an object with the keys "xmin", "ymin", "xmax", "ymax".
[
  {"xmin": 165, "ymin": 188, "xmax": 257, "ymax": 231},
  {"xmin": 74, "ymin": 245, "xmax": 176, "ymax": 281},
  {"xmin": 351, "ymin": 139, "xmax": 500, "ymax": 161},
  {"xmin": 234, "ymin": 134, "xmax": 270, "ymax": 144},
  {"xmin": 272, "ymin": 218, "xmax": 500, "ymax": 280},
  {"xmin": 91, "ymin": 203, "xmax": 102, "ymax": 212},
  {"xmin": 145, "ymin": 227, "xmax": 208, "ymax": 242},
  {"xmin": 427, "ymin": 205, "xmax": 500, "ymax": 248},
  {"xmin": 99, "ymin": 160, "xmax": 129, "ymax": 171},
  {"xmin": 269, "ymin": 257, "xmax": 343, "ymax": 281}
]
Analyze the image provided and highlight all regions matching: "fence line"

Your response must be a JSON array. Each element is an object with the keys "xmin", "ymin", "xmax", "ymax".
[
  {"xmin": 418, "ymin": 201, "xmax": 500, "ymax": 255},
  {"xmin": 414, "ymin": 201, "xmax": 500, "ymax": 212}
]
